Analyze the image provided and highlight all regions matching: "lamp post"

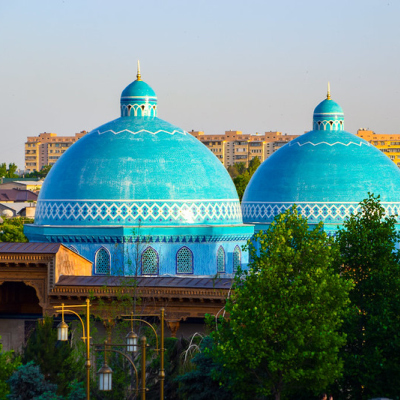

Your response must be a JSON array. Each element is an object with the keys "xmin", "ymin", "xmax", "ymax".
[
  {"xmin": 120, "ymin": 308, "xmax": 165, "ymax": 400},
  {"xmin": 54, "ymin": 299, "xmax": 91, "ymax": 400},
  {"xmin": 94, "ymin": 339, "xmax": 140, "ymax": 397},
  {"xmin": 95, "ymin": 308, "xmax": 165, "ymax": 399}
]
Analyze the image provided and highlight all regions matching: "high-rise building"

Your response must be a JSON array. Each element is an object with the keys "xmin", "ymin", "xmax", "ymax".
[
  {"xmin": 357, "ymin": 129, "xmax": 400, "ymax": 167},
  {"xmin": 24, "ymin": 131, "xmax": 87, "ymax": 172},
  {"xmin": 189, "ymin": 130, "xmax": 300, "ymax": 168}
]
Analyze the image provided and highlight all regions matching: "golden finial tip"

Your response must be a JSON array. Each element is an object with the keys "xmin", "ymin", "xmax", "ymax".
[
  {"xmin": 137, "ymin": 60, "xmax": 142, "ymax": 81},
  {"xmin": 327, "ymin": 82, "xmax": 331, "ymax": 100}
]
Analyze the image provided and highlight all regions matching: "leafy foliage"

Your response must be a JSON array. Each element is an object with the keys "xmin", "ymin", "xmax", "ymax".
[
  {"xmin": 22, "ymin": 317, "xmax": 85, "ymax": 397},
  {"xmin": 7, "ymin": 361, "xmax": 58, "ymax": 400},
  {"xmin": 333, "ymin": 193, "xmax": 400, "ymax": 399},
  {"xmin": 24, "ymin": 164, "xmax": 52, "ymax": 178},
  {"xmin": 176, "ymin": 336, "xmax": 232, "ymax": 400},
  {"xmin": 232, "ymin": 157, "xmax": 261, "ymax": 201},
  {"xmin": 0, "ymin": 336, "xmax": 21, "ymax": 399},
  {"xmin": 0, "ymin": 163, "xmax": 18, "ymax": 178},
  {"xmin": 0, "ymin": 218, "xmax": 33, "ymax": 243},
  {"xmin": 210, "ymin": 207, "xmax": 352, "ymax": 400}
]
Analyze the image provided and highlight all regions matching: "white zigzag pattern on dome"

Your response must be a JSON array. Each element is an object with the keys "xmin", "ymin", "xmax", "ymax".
[
  {"xmin": 35, "ymin": 200, "xmax": 242, "ymax": 223},
  {"xmin": 289, "ymin": 140, "xmax": 371, "ymax": 147},
  {"xmin": 93, "ymin": 128, "xmax": 187, "ymax": 136},
  {"xmin": 241, "ymin": 202, "xmax": 400, "ymax": 222}
]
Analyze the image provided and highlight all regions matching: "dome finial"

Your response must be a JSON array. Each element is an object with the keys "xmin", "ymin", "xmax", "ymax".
[
  {"xmin": 137, "ymin": 60, "xmax": 142, "ymax": 81},
  {"xmin": 327, "ymin": 82, "xmax": 331, "ymax": 100}
]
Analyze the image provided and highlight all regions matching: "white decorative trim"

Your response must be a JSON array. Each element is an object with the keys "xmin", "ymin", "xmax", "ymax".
[
  {"xmin": 93, "ymin": 128, "xmax": 187, "ymax": 136},
  {"xmin": 35, "ymin": 199, "xmax": 243, "ymax": 225},
  {"xmin": 242, "ymin": 201, "xmax": 400, "ymax": 224},
  {"xmin": 289, "ymin": 140, "xmax": 370, "ymax": 147}
]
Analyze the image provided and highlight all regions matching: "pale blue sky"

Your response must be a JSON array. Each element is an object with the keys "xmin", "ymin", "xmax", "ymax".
[{"xmin": 1, "ymin": 0, "xmax": 399, "ymax": 168}]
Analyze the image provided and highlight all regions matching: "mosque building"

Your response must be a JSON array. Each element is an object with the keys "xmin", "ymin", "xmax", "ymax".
[
  {"xmin": 24, "ymin": 65, "xmax": 254, "ymax": 278},
  {"xmin": 242, "ymin": 85, "xmax": 400, "ymax": 233}
]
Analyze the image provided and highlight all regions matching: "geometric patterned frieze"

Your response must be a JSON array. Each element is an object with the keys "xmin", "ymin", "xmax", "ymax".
[
  {"xmin": 45, "ymin": 232, "xmax": 253, "ymax": 244},
  {"xmin": 242, "ymin": 201, "xmax": 400, "ymax": 224},
  {"xmin": 35, "ymin": 199, "xmax": 243, "ymax": 226}
]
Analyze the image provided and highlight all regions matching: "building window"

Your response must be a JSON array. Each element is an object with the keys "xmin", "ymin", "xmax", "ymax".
[
  {"xmin": 95, "ymin": 247, "xmax": 111, "ymax": 275},
  {"xmin": 176, "ymin": 247, "xmax": 193, "ymax": 274},
  {"xmin": 233, "ymin": 246, "xmax": 241, "ymax": 272},
  {"xmin": 69, "ymin": 245, "xmax": 79, "ymax": 254},
  {"xmin": 217, "ymin": 246, "xmax": 225, "ymax": 273},
  {"xmin": 141, "ymin": 247, "xmax": 159, "ymax": 275}
]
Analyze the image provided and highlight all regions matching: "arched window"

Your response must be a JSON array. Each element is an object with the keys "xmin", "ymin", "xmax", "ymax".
[
  {"xmin": 95, "ymin": 247, "xmax": 111, "ymax": 275},
  {"xmin": 176, "ymin": 247, "xmax": 193, "ymax": 274},
  {"xmin": 217, "ymin": 246, "xmax": 225, "ymax": 273},
  {"xmin": 69, "ymin": 245, "xmax": 79, "ymax": 254},
  {"xmin": 233, "ymin": 246, "xmax": 241, "ymax": 272},
  {"xmin": 141, "ymin": 247, "xmax": 159, "ymax": 275}
]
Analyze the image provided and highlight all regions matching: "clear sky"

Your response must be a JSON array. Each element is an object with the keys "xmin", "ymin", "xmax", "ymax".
[{"xmin": 0, "ymin": 0, "xmax": 399, "ymax": 168}]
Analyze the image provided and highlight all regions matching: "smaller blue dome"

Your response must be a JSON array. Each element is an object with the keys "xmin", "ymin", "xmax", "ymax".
[
  {"xmin": 313, "ymin": 98, "xmax": 343, "ymax": 115},
  {"xmin": 120, "ymin": 64, "xmax": 158, "ymax": 118},
  {"xmin": 121, "ymin": 80, "xmax": 156, "ymax": 98},
  {"xmin": 312, "ymin": 86, "xmax": 344, "ymax": 131}
]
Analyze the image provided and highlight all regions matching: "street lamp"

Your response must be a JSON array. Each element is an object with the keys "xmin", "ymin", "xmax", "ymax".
[
  {"xmin": 126, "ymin": 330, "xmax": 138, "ymax": 353},
  {"xmin": 57, "ymin": 320, "xmax": 68, "ymax": 341},
  {"xmin": 54, "ymin": 299, "xmax": 91, "ymax": 400}
]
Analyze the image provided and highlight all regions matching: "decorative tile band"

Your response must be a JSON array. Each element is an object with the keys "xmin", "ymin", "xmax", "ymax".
[
  {"xmin": 242, "ymin": 202, "xmax": 400, "ymax": 224},
  {"xmin": 35, "ymin": 199, "xmax": 243, "ymax": 225},
  {"xmin": 45, "ymin": 233, "xmax": 253, "ymax": 244}
]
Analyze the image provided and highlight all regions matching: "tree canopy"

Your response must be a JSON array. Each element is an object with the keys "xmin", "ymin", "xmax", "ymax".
[
  {"xmin": 0, "ymin": 218, "xmax": 33, "ymax": 243},
  {"xmin": 230, "ymin": 157, "xmax": 261, "ymax": 201},
  {"xmin": 333, "ymin": 193, "xmax": 400, "ymax": 399},
  {"xmin": 210, "ymin": 207, "xmax": 352, "ymax": 400}
]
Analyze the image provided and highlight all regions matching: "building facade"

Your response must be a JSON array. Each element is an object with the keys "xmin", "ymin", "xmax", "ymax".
[
  {"xmin": 357, "ymin": 129, "xmax": 400, "ymax": 167},
  {"xmin": 189, "ymin": 130, "xmax": 299, "ymax": 168},
  {"xmin": 25, "ymin": 131, "xmax": 87, "ymax": 172}
]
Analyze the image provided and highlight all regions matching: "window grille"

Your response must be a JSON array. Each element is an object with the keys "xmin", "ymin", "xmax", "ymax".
[
  {"xmin": 95, "ymin": 248, "xmax": 110, "ymax": 275},
  {"xmin": 233, "ymin": 246, "xmax": 241, "ymax": 272},
  {"xmin": 177, "ymin": 247, "xmax": 193, "ymax": 274},
  {"xmin": 142, "ymin": 247, "xmax": 159, "ymax": 275},
  {"xmin": 217, "ymin": 246, "xmax": 225, "ymax": 273},
  {"xmin": 69, "ymin": 245, "xmax": 79, "ymax": 254}
]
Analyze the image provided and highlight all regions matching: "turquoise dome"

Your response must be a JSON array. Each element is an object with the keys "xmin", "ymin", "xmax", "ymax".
[
  {"xmin": 121, "ymin": 79, "xmax": 156, "ymax": 98},
  {"xmin": 34, "ymin": 74, "xmax": 243, "ymax": 227},
  {"xmin": 242, "ymin": 91, "xmax": 400, "ymax": 230}
]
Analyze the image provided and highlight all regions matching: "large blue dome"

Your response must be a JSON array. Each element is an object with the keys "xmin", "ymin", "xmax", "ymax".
[
  {"xmin": 242, "ymin": 90, "xmax": 400, "ymax": 230},
  {"xmin": 26, "ymin": 67, "xmax": 253, "ymax": 278},
  {"xmin": 34, "ymin": 76, "xmax": 242, "ymax": 227}
]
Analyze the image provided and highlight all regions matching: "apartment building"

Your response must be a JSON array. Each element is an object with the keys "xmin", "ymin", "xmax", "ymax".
[
  {"xmin": 189, "ymin": 130, "xmax": 300, "ymax": 167},
  {"xmin": 357, "ymin": 129, "xmax": 400, "ymax": 167},
  {"xmin": 25, "ymin": 131, "xmax": 87, "ymax": 172}
]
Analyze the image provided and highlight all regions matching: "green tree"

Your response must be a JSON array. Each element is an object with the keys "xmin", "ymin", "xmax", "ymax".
[
  {"xmin": 0, "ymin": 218, "xmax": 33, "ymax": 243},
  {"xmin": 6, "ymin": 163, "xmax": 18, "ymax": 178},
  {"xmin": 232, "ymin": 157, "xmax": 261, "ymax": 201},
  {"xmin": 0, "ymin": 163, "xmax": 6, "ymax": 178},
  {"xmin": 210, "ymin": 207, "xmax": 352, "ymax": 400},
  {"xmin": 7, "ymin": 361, "xmax": 58, "ymax": 400},
  {"xmin": 176, "ymin": 336, "xmax": 232, "ymax": 400},
  {"xmin": 233, "ymin": 172, "xmax": 250, "ymax": 201},
  {"xmin": 0, "ymin": 336, "xmax": 21, "ymax": 399},
  {"xmin": 22, "ymin": 317, "xmax": 84, "ymax": 396},
  {"xmin": 333, "ymin": 194, "xmax": 400, "ymax": 399}
]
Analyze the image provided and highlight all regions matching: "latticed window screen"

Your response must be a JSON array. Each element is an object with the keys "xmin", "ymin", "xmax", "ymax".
[
  {"xmin": 177, "ymin": 247, "xmax": 193, "ymax": 274},
  {"xmin": 95, "ymin": 248, "xmax": 110, "ymax": 275},
  {"xmin": 233, "ymin": 246, "xmax": 241, "ymax": 272},
  {"xmin": 217, "ymin": 246, "xmax": 225, "ymax": 273},
  {"xmin": 69, "ymin": 245, "xmax": 79, "ymax": 254},
  {"xmin": 142, "ymin": 247, "xmax": 159, "ymax": 275}
]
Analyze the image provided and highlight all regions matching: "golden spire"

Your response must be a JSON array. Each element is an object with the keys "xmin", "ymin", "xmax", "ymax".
[
  {"xmin": 327, "ymin": 82, "xmax": 331, "ymax": 100},
  {"xmin": 137, "ymin": 60, "xmax": 142, "ymax": 81}
]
